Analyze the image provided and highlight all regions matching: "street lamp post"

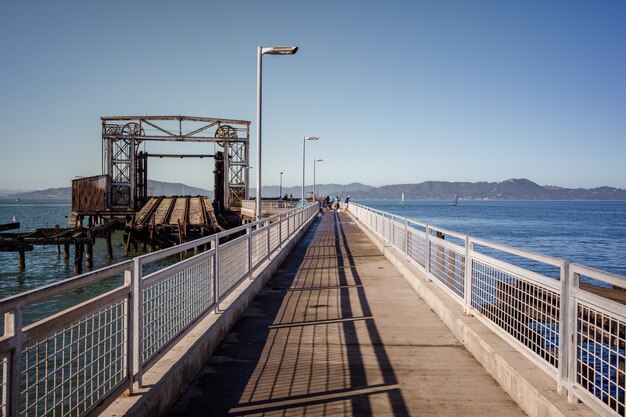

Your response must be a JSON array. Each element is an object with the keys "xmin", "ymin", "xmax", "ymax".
[
  {"xmin": 301, "ymin": 136, "xmax": 319, "ymax": 205},
  {"xmin": 256, "ymin": 45, "xmax": 298, "ymax": 221},
  {"xmin": 313, "ymin": 159, "xmax": 323, "ymax": 200},
  {"xmin": 279, "ymin": 171, "xmax": 283, "ymax": 198}
]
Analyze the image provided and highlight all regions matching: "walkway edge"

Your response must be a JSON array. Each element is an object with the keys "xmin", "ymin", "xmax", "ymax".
[
  {"xmin": 348, "ymin": 213, "xmax": 596, "ymax": 417},
  {"xmin": 101, "ymin": 214, "xmax": 318, "ymax": 417}
]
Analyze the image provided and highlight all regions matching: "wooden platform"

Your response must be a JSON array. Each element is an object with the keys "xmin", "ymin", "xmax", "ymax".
[{"xmin": 124, "ymin": 196, "xmax": 223, "ymax": 249}]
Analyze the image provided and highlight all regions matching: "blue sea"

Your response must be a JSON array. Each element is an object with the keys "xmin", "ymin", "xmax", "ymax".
[
  {"xmin": 357, "ymin": 199, "xmax": 626, "ymax": 279},
  {"xmin": 1, "ymin": 198, "xmax": 626, "ymax": 301},
  {"xmin": 0, "ymin": 199, "xmax": 131, "ymax": 301}
]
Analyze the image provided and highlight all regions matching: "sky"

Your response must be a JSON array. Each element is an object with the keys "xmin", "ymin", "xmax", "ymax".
[{"xmin": 1, "ymin": 0, "xmax": 625, "ymax": 192}]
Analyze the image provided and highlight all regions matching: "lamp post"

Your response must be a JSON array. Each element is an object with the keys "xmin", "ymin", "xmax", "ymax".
[
  {"xmin": 313, "ymin": 159, "xmax": 323, "ymax": 200},
  {"xmin": 279, "ymin": 171, "xmax": 283, "ymax": 198},
  {"xmin": 256, "ymin": 45, "xmax": 298, "ymax": 221},
  {"xmin": 301, "ymin": 136, "xmax": 319, "ymax": 205}
]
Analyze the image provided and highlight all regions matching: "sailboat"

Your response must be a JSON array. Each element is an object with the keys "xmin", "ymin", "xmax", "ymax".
[
  {"xmin": 15, "ymin": 186, "xmax": 21, "ymax": 202},
  {"xmin": 400, "ymin": 192, "xmax": 405, "ymax": 204},
  {"xmin": 449, "ymin": 194, "xmax": 458, "ymax": 207}
]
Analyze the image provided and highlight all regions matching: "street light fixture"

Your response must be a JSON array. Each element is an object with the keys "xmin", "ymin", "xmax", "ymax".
[
  {"xmin": 301, "ymin": 136, "xmax": 319, "ymax": 205},
  {"xmin": 256, "ymin": 45, "xmax": 298, "ymax": 221},
  {"xmin": 313, "ymin": 159, "xmax": 323, "ymax": 200},
  {"xmin": 279, "ymin": 171, "xmax": 283, "ymax": 198}
]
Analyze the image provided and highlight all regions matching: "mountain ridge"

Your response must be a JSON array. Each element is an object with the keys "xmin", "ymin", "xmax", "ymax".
[{"xmin": 3, "ymin": 178, "xmax": 626, "ymax": 201}]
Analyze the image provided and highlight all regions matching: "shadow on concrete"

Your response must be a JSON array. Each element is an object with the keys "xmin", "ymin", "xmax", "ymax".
[{"xmin": 165, "ymin": 211, "xmax": 410, "ymax": 416}]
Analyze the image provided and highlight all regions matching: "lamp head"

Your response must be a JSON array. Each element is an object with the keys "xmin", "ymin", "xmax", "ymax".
[
  {"xmin": 262, "ymin": 46, "xmax": 298, "ymax": 55},
  {"xmin": 304, "ymin": 136, "xmax": 319, "ymax": 141}
]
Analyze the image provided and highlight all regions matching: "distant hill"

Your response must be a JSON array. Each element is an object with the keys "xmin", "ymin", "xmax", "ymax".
[
  {"xmin": 6, "ymin": 178, "xmax": 626, "ymax": 201},
  {"xmin": 6, "ymin": 180, "xmax": 213, "ymax": 201},
  {"xmin": 348, "ymin": 179, "xmax": 626, "ymax": 200}
]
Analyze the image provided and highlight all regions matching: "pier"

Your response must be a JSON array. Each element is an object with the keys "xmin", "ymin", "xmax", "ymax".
[
  {"xmin": 0, "ymin": 202, "xmax": 623, "ymax": 417},
  {"xmin": 164, "ymin": 211, "xmax": 524, "ymax": 416}
]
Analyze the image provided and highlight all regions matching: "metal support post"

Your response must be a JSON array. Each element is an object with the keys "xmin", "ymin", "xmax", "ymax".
[
  {"xmin": 5, "ymin": 308, "xmax": 23, "ymax": 417},
  {"xmin": 214, "ymin": 235, "xmax": 220, "ymax": 307},
  {"xmin": 247, "ymin": 226, "xmax": 253, "ymax": 278},
  {"xmin": 405, "ymin": 217, "xmax": 409, "ymax": 255},
  {"xmin": 425, "ymin": 226, "xmax": 432, "ymax": 281},
  {"xmin": 464, "ymin": 236, "xmax": 473, "ymax": 314},
  {"xmin": 131, "ymin": 258, "xmax": 143, "ymax": 390}
]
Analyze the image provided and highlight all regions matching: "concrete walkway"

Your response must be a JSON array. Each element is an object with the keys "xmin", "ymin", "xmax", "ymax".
[{"xmin": 166, "ymin": 211, "xmax": 525, "ymax": 416}]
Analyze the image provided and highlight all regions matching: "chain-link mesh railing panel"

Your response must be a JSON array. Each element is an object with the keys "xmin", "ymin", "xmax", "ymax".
[
  {"xmin": 218, "ymin": 240, "xmax": 249, "ymax": 298},
  {"xmin": 269, "ymin": 222, "xmax": 280, "ymax": 253},
  {"xmin": 142, "ymin": 255, "xmax": 214, "ymax": 363},
  {"xmin": 383, "ymin": 217, "xmax": 392, "ymax": 242},
  {"xmin": 280, "ymin": 217, "xmax": 289, "ymax": 242},
  {"xmin": 21, "ymin": 299, "xmax": 127, "ymax": 417},
  {"xmin": 251, "ymin": 231, "xmax": 268, "ymax": 269},
  {"xmin": 576, "ymin": 303, "xmax": 626, "ymax": 414},
  {"xmin": 407, "ymin": 229, "xmax": 427, "ymax": 268},
  {"xmin": 472, "ymin": 258, "xmax": 560, "ymax": 368},
  {"xmin": 289, "ymin": 215, "xmax": 296, "ymax": 238},
  {"xmin": 392, "ymin": 219, "xmax": 407, "ymax": 253},
  {"xmin": 429, "ymin": 241, "xmax": 465, "ymax": 300}
]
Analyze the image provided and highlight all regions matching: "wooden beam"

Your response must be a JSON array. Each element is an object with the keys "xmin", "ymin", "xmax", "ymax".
[{"xmin": 0, "ymin": 222, "xmax": 19, "ymax": 232}]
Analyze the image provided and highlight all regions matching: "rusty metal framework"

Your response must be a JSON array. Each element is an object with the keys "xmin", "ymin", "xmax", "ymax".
[{"xmin": 101, "ymin": 116, "xmax": 250, "ymax": 210}]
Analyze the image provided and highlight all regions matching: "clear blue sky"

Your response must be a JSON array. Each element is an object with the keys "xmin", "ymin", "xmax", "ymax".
[{"xmin": 1, "ymin": 0, "xmax": 625, "ymax": 191}]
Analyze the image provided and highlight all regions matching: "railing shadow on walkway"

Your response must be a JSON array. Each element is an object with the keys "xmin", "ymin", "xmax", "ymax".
[{"xmin": 166, "ymin": 211, "xmax": 410, "ymax": 416}]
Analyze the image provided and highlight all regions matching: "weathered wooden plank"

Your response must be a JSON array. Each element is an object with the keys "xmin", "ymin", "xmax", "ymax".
[{"xmin": 0, "ymin": 222, "xmax": 19, "ymax": 231}]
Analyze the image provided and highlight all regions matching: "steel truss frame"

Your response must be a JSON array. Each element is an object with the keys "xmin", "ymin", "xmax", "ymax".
[{"xmin": 101, "ymin": 116, "xmax": 250, "ymax": 210}]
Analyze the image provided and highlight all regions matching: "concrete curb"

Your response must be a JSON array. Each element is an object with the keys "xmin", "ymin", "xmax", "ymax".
[
  {"xmin": 349, "ymin": 213, "xmax": 596, "ymax": 417},
  {"xmin": 102, "ymin": 214, "xmax": 318, "ymax": 417}
]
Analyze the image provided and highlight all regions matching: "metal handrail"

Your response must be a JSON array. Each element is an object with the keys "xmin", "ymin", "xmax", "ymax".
[
  {"xmin": 349, "ymin": 201, "xmax": 626, "ymax": 417},
  {"xmin": 0, "ymin": 203, "xmax": 318, "ymax": 417}
]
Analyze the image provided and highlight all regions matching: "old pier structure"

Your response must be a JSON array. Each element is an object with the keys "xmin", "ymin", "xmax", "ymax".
[{"xmin": 1, "ymin": 115, "xmax": 251, "ymax": 272}]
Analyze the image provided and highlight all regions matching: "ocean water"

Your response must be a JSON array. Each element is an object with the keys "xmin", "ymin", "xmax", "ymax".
[
  {"xmin": 0, "ymin": 199, "xmax": 132, "ymax": 302},
  {"xmin": 357, "ymin": 199, "xmax": 626, "ymax": 279},
  {"xmin": 2, "ymin": 198, "xmax": 626, "ymax": 300}
]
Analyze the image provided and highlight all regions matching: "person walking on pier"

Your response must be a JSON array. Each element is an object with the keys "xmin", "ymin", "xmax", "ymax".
[{"xmin": 343, "ymin": 195, "xmax": 351, "ymax": 212}]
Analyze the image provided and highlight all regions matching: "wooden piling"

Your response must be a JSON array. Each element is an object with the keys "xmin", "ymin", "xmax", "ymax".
[
  {"xmin": 106, "ymin": 233, "xmax": 113, "ymax": 258},
  {"xmin": 86, "ymin": 242, "xmax": 93, "ymax": 270},
  {"xmin": 64, "ymin": 243, "xmax": 70, "ymax": 259},
  {"xmin": 18, "ymin": 249, "xmax": 25, "ymax": 270},
  {"xmin": 74, "ymin": 243, "xmax": 83, "ymax": 275}
]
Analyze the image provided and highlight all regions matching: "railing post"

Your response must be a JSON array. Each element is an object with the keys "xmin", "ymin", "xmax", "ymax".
[
  {"xmin": 213, "ymin": 235, "xmax": 220, "ymax": 307},
  {"xmin": 5, "ymin": 307, "xmax": 23, "ymax": 417},
  {"xmin": 266, "ymin": 220, "xmax": 271, "ymax": 261},
  {"xmin": 404, "ymin": 217, "xmax": 409, "ymax": 256},
  {"xmin": 123, "ymin": 268, "xmax": 134, "ymax": 395},
  {"xmin": 558, "ymin": 260, "xmax": 575, "ymax": 398},
  {"xmin": 247, "ymin": 225, "xmax": 253, "ymax": 278},
  {"xmin": 464, "ymin": 236, "xmax": 472, "ymax": 314},
  {"xmin": 425, "ymin": 225, "xmax": 432, "ymax": 281},
  {"xmin": 278, "ymin": 215, "xmax": 283, "ymax": 248},
  {"xmin": 131, "ymin": 257, "xmax": 143, "ymax": 389}
]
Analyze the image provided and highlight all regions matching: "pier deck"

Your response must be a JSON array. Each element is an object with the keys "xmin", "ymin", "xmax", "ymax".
[{"xmin": 166, "ymin": 211, "xmax": 524, "ymax": 416}]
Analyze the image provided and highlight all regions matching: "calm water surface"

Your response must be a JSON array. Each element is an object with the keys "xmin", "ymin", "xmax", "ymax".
[
  {"xmin": 2, "ymin": 199, "xmax": 626, "ymax": 300},
  {"xmin": 0, "ymin": 199, "xmax": 132, "ymax": 301},
  {"xmin": 358, "ymin": 199, "xmax": 626, "ymax": 278}
]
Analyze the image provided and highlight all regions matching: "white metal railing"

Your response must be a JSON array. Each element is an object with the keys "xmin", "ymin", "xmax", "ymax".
[
  {"xmin": 241, "ymin": 200, "xmax": 298, "ymax": 211},
  {"xmin": 349, "ymin": 202, "xmax": 626, "ymax": 417},
  {"xmin": 0, "ymin": 203, "xmax": 318, "ymax": 417}
]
